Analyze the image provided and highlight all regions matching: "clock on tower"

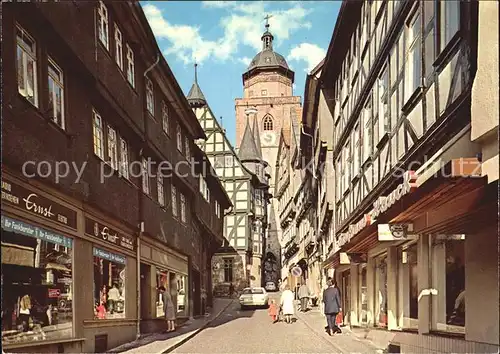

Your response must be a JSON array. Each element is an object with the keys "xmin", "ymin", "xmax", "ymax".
[{"xmin": 261, "ymin": 131, "xmax": 277, "ymax": 146}]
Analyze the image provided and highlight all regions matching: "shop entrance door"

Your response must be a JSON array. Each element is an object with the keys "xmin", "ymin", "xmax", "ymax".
[
  {"xmin": 192, "ymin": 269, "xmax": 201, "ymax": 316},
  {"xmin": 140, "ymin": 263, "xmax": 150, "ymax": 319}
]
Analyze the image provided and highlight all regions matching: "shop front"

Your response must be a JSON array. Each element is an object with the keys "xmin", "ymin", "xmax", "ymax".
[
  {"xmin": 328, "ymin": 159, "xmax": 499, "ymax": 352},
  {"xmin": 139, "ymin": 236, "xmax": 189, "ymax": 334},
  {"xmin": 1, "ymin": 173, "xmax": 140, "ymax": 353},
  {"xmin": 1, "ymin": 175, "xmax": 82, "ymax": 353}
]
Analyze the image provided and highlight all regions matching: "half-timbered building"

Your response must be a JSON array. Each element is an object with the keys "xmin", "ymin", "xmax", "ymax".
[
  {"xmin": 187, "ymin": 66, "xmax": 270, "ymax": 292},
  {"xmin": 318, "ymin": 0, "xmax": 498, "ymax": 352}
]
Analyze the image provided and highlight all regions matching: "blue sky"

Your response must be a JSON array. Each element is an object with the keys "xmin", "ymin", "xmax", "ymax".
[{"xmin": 141, "ymin": 1, "xmax": 341, "ymax": 145}]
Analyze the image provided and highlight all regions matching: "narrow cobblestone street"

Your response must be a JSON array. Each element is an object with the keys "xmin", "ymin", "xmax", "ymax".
[{"xmin": 172, "ymin": 294, "xmax": 380, "ymax": 353}]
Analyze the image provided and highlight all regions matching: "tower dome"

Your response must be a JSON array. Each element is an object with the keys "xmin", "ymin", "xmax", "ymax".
[{"xmin": 242, "ymin": 16, "xmax": 294, "ymax": 84}]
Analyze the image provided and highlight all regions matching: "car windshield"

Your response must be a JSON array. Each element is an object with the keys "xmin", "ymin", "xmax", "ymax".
[{"xmin": 241, "ymin": 288, "xmax": 264, "ymax": 295}]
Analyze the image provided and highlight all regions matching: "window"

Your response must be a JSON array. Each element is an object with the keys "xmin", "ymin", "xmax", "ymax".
[
  {"xmin": 431, "ymin": 234, "xmax": 465, "ymax": 333},
  {"xmin": 261, "ymin": 89, "xmax": 267, "ymax": 96},
  {"xmin": 162, "ymin": 102, "xmax": 169, "ymax": 135},
  {"xmin": 176, "ymin": 125, "xmax": 182, "ymax": 151},
  {"xmin": 378, "ymin": 67, "xmax": 389, "ymax": 140},
  {"xmin": 93, "ymin": 247, "xmax": 126, "ymax": 319},
  {"xmin": 353, "ymin": 123, "xmax": 361, "ymax": 178},
  {"xmin": 47, "ymin": 58, "xmax": 64, "ymax": 129},
  {"xmin": 97, "ymin": 1, "xmax": 109, "ymax": 50},
  {"xmin": 344, "ymin": 139, "xmax": 351, "ymax": 188},
  {"xmin": 114, "ymin": 25, "xmax": 123, "ymax": 70},
  {"xmin": 180, "ymin": 193, "xmax": 186, "ymax": 222},
  {"xmin": 1, "ymin": 216, "xmax": 73, "ymax": 343},
  {"xmin": 440, "ymin": 1, "xmax": 460, "ymax": 51},
  {"xmin": 363, "ymin": 100, "xmax": 373, "ymax": 162},
  {"xmin": 119, "ymin": 137, "xmax": 129, "ymax": 179},
  {"xmin": 336, "ymin": 156, "xmax": 342, "ymax": 201},
  {"xmin": 185, "ymin": 137, "xmax": 191, "ymax": 161},
  {"xmin": 142, "ymin": 158, "xmax": 149, "ymax": 194},
  {"xmin": 107, "ymin": 126, "xmax": 118, "ymax": 170},
  {"xmin": 16, "ymin": 26, "xmax": 38, "ymax": 106},
  {"xmin": 146, "ymin": 78, "xmax": 154, "ymax": 116},
  {"xmin": 215, "ymin": 200, "xmax": 221, "ymax": 218},
  {"xmin": 93, "ymin": 110, "xmax": 104, "ymax": 159},
  {"xmin": 157, "ymin": 175, "xmax": 165, "ymax": 206},
  {"xmin": 171, "ymin": 185, "xmax": 177, "ymax": 216},
  {"xmin": 223, "ymin": 259, "xmax": 233, "ymax": 282},
  {"xmin": 263, "ymin": 115, "xmax": 273, "ymax": 131},
  {"xmin": 398, "ymin": 244, "xmax": 418, "ymax": 329},
  {"xmin": 405, "ymin": 11, "xmax": 422, "ymax": 102},
  {"xmin": 126, "ymin": 45, "xmax": 135, "ymax": 88},
  {"xmin": 375, "ymin": 256, "xmax": 388, "ymax": 327}
]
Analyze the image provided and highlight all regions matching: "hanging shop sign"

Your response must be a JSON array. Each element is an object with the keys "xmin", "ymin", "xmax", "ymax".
[
  {"xmin": 378, "ymin": 223, "xmax": 416, "ymax": 241},
  {"xmin": 85, "ymin": 217, "xmax": 136, "ymax": 251},
  {"xmin": 371, "ymin": 171, "xmax": 418, "ymax": 220},
  {"xmin": 1, "ymin": 179, "xmax": 78, "ymax": 229},
  {"xmin": 93, "ymin": 247, "xmax": 126, "ymax": 265},
  {"xmin": 291, "ymin": 266, "xmax": 302, "ymax": 277},
  {"xmin": 1, "ymin": 215, "xmax": 73, "ymax": 248}
]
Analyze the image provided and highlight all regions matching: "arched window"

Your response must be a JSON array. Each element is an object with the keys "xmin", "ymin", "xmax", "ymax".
[{"xmin": 263, "ymin": 115, "xmax": 273, "ymax": 131}]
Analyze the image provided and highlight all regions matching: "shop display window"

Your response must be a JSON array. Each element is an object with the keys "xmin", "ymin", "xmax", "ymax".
[
  {"xmin": 359, "ymin": 266, "xmax": 368, "ymax": 324},
  {"xmin": 156, "ymin": 271, "xmax": 187, "ymax": 318},
  {"xmin": 431, "ymin": 235, "xmax": 465, "ymax": 334},
  {"xmin": 176, "ymin": 275, "xmax": 187, "ymax": 316},
  {"xmin": 1, "ymin": 218, "xmax": 73, "ymax": 344},
  {"xmin": 93, "ymin": 247, "xmax": 126, "ymax": 320},
  {"xmin": 398, "ymin": 244, "xmax": 418, "ymax": 329},
  {"xmin": 155, "ymin": 270, "xmax": 169, "ymax": 318}
]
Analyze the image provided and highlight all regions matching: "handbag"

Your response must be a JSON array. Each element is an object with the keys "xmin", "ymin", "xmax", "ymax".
[{"xmin": 336, "ymin": 311, "xmax": 343, "ymax": 325}]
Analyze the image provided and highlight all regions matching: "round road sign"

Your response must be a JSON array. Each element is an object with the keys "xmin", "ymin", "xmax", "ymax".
[{"xmin": 291, "ymin": 266, "xmax": 302, "ymax": 277}]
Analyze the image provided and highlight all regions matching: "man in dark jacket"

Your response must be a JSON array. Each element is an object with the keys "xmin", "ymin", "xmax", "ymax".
[{"xmin": 322, "ymin": 278, "xmax": 342, "ymax": 335}]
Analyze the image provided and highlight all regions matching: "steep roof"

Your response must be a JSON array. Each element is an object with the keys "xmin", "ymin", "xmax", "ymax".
[
  {"xmin": 239, "ymin": 115, "xmax": 262, "ymax": 162},
  {"xmin": 186, "ymin": 63, "xmax": 207, "ymax": 107},
  {"xmin": 252, "ymin": 115, "xmax": 263, "ymax": 159}
]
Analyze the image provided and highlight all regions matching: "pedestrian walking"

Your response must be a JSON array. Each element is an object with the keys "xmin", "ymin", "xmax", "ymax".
[
  {"xmin": 159, "ymin": 286, "xmax": 176, "ymax": 332},
  {"xmin": 268, "ymin": 299, "xmax": 279, "ymax": 323},
  {"xmin": 322, "ymin": 279, "xmax": 342, "ymax": 335},
  {"xmin": 229, "ymin": 283, "xmax": 235, "ymax": 298},
  {"xmin": 280, "ymin": 285, "xmax": 295, "ymax": 324},
  {"xmin": 298, "ymin": 283, "xmax": 309, "ymax": 312}
]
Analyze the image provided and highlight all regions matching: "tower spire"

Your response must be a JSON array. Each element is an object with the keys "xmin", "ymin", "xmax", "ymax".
[
  {"xmin": 186, "ymin": 61, "xmax": 206, "ymax": 107},
  {"xmin": 261, "ymin": 14, "xmax": 274, "ymax": 50}
]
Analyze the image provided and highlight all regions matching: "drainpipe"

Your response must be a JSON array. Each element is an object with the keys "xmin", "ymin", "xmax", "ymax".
[{"xmin": 136, "ymin": 54, "xmax": 160, "ymax": 340}]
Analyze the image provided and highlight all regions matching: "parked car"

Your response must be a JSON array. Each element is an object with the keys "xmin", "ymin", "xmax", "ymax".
[
  {"xmin": 265, "ymin": 282, "xmax": 277, "ymax": 292},
  {"xmin": 239, "ymin": 287, "xmax": 269, "ymax": 310}
]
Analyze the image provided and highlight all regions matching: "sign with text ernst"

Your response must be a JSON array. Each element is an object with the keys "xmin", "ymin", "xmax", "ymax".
[
  {"xmin": 85, "ymin": 217, "xmax": 136, "ymax": 251},
  {"xmin": 1, "ymin": 179, "xmax": 77, "ymax": 229}
]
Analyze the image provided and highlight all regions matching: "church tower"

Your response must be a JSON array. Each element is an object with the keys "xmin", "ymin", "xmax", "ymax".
[{"xmin": 235, "ymin": 17, "xmax": 302, "ymax": 287}]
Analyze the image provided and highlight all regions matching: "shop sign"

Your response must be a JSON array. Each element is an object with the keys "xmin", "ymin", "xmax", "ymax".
[
  {"xmin": 93, "ymin": 247, "xmax": 126, "ymax": 265},
  {"xmin": 85, "ymin": 217, "xmax": 136, "ymax": 251},
  {"xmin": 1, "ymin": 215, "xmax": 73, "ymax": 248},
  {"xmin": 1, "ymin": 179, "xmax": 77, "ymax": 229},
  {"xmin": 48, "ymin": 288, "xmax": 61, "ymax": 298},
  {"xmin": 371, "ymin": 171, "xmax": 418, "ymax": 220},
  {"xmin": 338, "ymin": 213, "xmax": 372, "ymax": 248},
  {"xmin": 378, "ymin": 223, "xmax": 416, "ymax": 241},
  {"xmin": 291, "ymin": 266, "xmax": 302, "ymax": 277}
]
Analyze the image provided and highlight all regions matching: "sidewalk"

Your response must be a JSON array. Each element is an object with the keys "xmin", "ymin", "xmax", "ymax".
[
  {"xmin": 107, "ymin": 298, "xmax": 234, "ymax": 354},
  {"xmin": 295, "ymin": 307, "xmax": 384, "ymax": 354}
]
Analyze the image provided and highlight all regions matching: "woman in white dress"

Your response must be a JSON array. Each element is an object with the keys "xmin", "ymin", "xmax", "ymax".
[{"xmin": 280, "ymin": 285, "xmax": 295, "ymax": 324}]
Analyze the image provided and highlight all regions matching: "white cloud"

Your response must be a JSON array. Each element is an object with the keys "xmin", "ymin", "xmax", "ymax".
[
  {"xmin": 288, "ymin": 43, "xmax": 326, "ymax": 72},
  {"xmin": 238, "ymin": 57, "xmax": 252, "ymax": 66},
  {"xmin": 143, "ymin": 2, "xmax": 313, "ymax": 66}
]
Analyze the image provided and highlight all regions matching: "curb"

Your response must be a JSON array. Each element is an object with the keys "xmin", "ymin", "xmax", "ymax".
[{"xmin": 158, "ymin": 299, "xmax": 234, "ymax": 354}]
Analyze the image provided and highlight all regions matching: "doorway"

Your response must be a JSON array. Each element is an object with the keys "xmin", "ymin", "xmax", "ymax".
[{"xmin": 192, "ymin": 269, "xmax": 201, "ymax": 316}]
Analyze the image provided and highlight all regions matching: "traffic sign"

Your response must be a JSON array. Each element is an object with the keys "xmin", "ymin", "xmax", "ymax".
[{"xmin": 291, "ymin": 266, "xmax": 302, "ymax": 277}]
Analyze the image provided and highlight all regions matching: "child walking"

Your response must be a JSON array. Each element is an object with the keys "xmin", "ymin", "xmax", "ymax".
[{"xmin": 268, "ymin": 299, "xmax": 278, "ymax": 323}]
